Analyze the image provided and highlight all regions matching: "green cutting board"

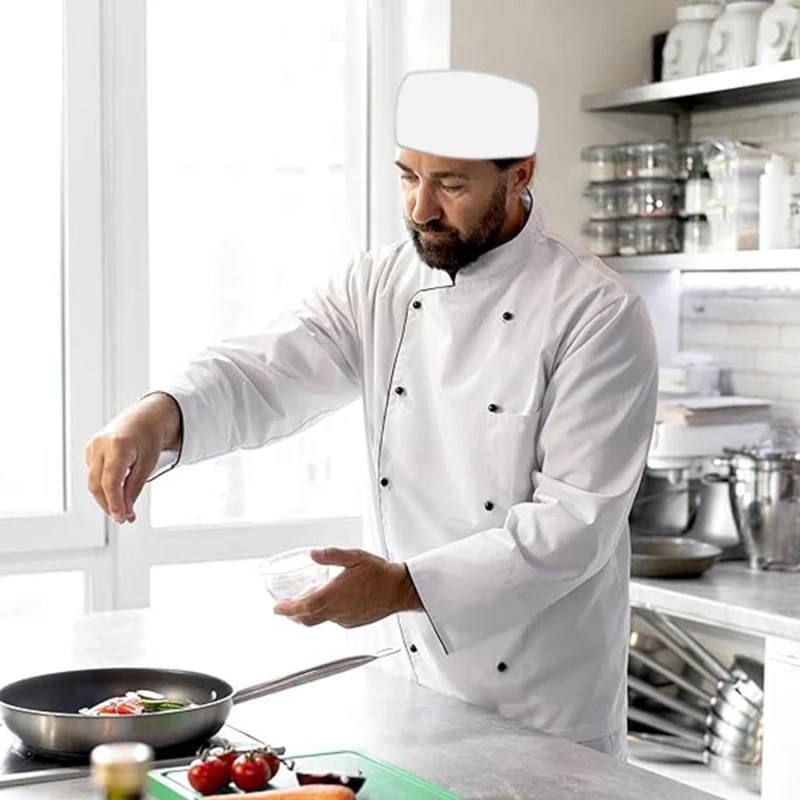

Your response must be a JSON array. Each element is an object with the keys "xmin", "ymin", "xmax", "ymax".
[{"xmin": 147, "ymin": 750, "xmax": 461, "ymax": 800}]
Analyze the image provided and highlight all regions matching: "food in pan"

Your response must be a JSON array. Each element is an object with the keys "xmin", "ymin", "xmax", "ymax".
[{"xmin": 78, "ymin": 689, "xmax": 192, "ymax": 715}]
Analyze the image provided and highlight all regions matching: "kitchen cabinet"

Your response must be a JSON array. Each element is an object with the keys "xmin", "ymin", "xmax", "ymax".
[
  {"xmin": 631, "ymin": 564, "xmax": 800, "ymax": 798},
  {"xmin": 762, "ymin": 637, "xmax": 800, "ymax": 800}
]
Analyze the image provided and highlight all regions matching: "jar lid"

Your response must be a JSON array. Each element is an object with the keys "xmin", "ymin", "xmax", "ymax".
[
  {"xmin": 629, "ymin": 141, "xmax": 675, "ymax": 153},
  {"xmin": 631, "ymin": 178, "xmax": 679, "ymax": 188},
  {"xmin": 583, "ymin": 219, "xmax": 618, "ymax": 232},
  {"xmin": 635, "ymin": 216, "xmax": 678, "ymax": 229},
  {"xmin": 91, "ymin": 743, "xmax": 154, "ymax": 792},
  {"xmin": 676, "ymin": 4, "xmax": 722, "ymax": 23},
  {"xmin": 581, "ymin": 144, "xmax": 616, "ymax": 160},
  {"xmin": 583, "ymin": 182, "xmax": 617, "ymax": 195}
]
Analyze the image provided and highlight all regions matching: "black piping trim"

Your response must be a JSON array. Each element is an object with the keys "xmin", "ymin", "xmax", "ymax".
[
  {"xmin": 375, "ymin": 284, "xmax": 454, "ymax": 671},
  {"xmin": 140, "ymin": 391, "xmax": 185, "ymax": 483}
]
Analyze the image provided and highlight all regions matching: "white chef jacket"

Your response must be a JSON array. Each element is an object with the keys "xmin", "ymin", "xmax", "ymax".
[{"xmin": 157, "ymin": 199, "xmax": 658, "ymax": 744}]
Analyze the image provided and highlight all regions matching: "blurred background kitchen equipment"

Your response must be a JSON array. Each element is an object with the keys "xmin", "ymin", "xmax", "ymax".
[
  {"xmin": 711, "ymin": 421, "xmax": 800, "ymax": 571},
  {"xmin": 662, "ymin": 2, "xmax": 723, "ymax": 79},
  {"xmin": 630, "ymin": 381, "xmax": 772, "ymax": 561},
  {"xmin": 628, "ymin": 608, "xmax": 765, "ymax": 794}
]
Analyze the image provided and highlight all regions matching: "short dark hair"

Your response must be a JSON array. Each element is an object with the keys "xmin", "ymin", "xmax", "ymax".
[{"xmin": 491, "ymin": 158, "xmax": 521, "ymax": 170}]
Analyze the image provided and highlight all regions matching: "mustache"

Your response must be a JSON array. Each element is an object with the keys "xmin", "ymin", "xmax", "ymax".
[{"xmin": 407, "ymin": 220, "xmax": 458, "ymax": 235}]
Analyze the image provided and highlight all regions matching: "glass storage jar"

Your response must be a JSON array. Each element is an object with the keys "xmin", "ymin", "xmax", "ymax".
[
  {"xmin": 615, "ymin": 143, "xmax": 638, "ymax": 181},
  {"xmin": 583, "ymin": 182, "xmax": 619, "ymax": 220},
  {"xmin": 582, "ymin": 145, "xmax": 617, "ymax": 183},
  {"xmin": 582, "ymin": 219, "xmax": 618, "ymax": 256},
  {"xmin": 617, "ymin": 218, "xmax": 679, "ymax": 255},
  {"xmin": 678, "ymin": 142, "xmax": 707, "ymax": 180},
  {"xmin": 618, "ymin": 219, "xmax": 638, "ymax": 256},
  {"xmin": 635, "ymin": 217, "xmax": 680, "ymax": 254},
  {"xmin": 683, "ymin": 214, "xmax": 710, "ymax": 253},
  {"xmin": 632, "ymin": 141, "xmax": 677, "ymax": 179},
  {"xmin": 635, "ymin": 179, "xmax": 678, "ymax": 217},
  {"xmin": 617, "ymin": 182, "xmax": 639, "ymax": 218}
]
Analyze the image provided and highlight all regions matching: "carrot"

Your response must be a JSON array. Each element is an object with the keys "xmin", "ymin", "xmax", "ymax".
[{"xmin": 204, "ymin": 787, "xmax": 355, "ymax": 800}]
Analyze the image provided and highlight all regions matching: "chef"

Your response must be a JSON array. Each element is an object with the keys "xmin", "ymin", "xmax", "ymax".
[{"xmin": 86, "ymin": 70, "xmax": 658, "ymax": 759}]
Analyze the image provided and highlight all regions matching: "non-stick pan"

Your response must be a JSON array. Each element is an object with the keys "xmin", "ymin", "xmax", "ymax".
[{"xmin": 0, "ymin": 648, "xmax": 397, "ymax": 758}]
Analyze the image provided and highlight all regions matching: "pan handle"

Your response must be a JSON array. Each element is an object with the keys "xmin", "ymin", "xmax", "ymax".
[
  {"xmin": 627, "ymin": 675, "xmax": 708, "ymax": 725},
  {"xmin": 628, "ymin": 648, "xmax": 713, "ymax": 706},
  {"xmin": 634, "ymin": 609, "xmax": 722, "ymax": 686},
  {"xmin": 231, "ymin": 647, "xmax": 400, "ymax": 705},
  {"xmin": 628, "ymin": 732, "xmax": 707, "ymax": 763},
  {"xmin": 646, "ymin": 608, "xmax": 734, "ymax": 683},
  {"xmin": 627, "ymin": 706, "xmax": 706, "ymax": 746}
]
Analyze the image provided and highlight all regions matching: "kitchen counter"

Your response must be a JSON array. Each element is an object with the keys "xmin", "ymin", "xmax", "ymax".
[
  {"xmin": 0, "ymin": 609, "xmax": 716, "ymax": 800},
  {"xmin": 631, "ymin": 561, "xmax": 800, "ymax": 641}
]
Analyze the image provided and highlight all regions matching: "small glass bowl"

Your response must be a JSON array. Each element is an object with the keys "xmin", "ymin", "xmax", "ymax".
[{"xmin": 257, "ymin": 547, "xmax": 331, "ymax": 602}]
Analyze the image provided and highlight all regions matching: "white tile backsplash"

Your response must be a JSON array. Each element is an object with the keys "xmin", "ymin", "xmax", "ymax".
[
  {"xmin": 727, "ymin": 322, "xmax": 782, "ymax": 348},
  {"xmin": 731, "ymin": 115, "xmax": 788, "ymax": 143},
  {"xmin": 681, "ymin": 102, "xmax": 800, "ymax": 424},
  {"xmin": 781, "ymin": 326, "xmax": 800, "ymax": 348},
  {"xmin": 680, "ymin": 289, "xmax": 800, "ymax": 420}
]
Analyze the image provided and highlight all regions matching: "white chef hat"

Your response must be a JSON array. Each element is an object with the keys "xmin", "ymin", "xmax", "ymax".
[{"xmin": 395, "ymin": 70, "xmax": 539, "ymax": 160}]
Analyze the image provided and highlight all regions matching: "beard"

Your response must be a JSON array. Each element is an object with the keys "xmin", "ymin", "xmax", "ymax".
[{"xmin": 405, "ymin": 176, "xmax": 509, "ymax": 273}]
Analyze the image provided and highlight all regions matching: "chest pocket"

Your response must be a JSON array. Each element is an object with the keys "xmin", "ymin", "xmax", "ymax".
[{"xmin": 485, "ymin": 410, "xmax": 541, "ymax": 507}]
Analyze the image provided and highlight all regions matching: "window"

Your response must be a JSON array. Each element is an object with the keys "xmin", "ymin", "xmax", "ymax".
[
  {"xmin": 146, "ymin": 0, "xmax": 367, "ymax": 529},
  {"xmin": 0, "ymin": 572, "xmax": 85, "ymax": 618},
  {"xmin": 0, "ymin": 1, "xmax": 105, "ymax": 557},
  {"xmin": 0, "ymin": 3, "xmax": 63, "ymax": 517}
]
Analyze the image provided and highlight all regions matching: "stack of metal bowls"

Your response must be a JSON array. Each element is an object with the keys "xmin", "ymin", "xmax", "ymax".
[{"xmin": 628, "ymin": 608, "xmax": 764, "ymax": 794}]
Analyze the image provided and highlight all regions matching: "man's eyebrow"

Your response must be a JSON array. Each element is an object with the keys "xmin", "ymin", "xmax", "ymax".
[{"xmin": 394, "ymin": 161, "xmax": 472, "ymax": 180}]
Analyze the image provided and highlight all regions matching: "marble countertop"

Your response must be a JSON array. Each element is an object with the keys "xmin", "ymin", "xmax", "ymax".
[
  {"xmin": 631, "ymin": 561, "xmax": 800, "ymax": 641},
  {"xmin": 0, "ymin": 609, "xmax": 716, "ymax": 800}
]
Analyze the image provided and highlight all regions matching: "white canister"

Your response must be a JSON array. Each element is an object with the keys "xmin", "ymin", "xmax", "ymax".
[
  {"xmin": 663, "ymin": 3, "xmax": 723, "ymax": 80},
  {"xmin": 759, "ymin": 154, "xmax": 791, "ymax": 250},
  {"xmin": 756, "ymin": 0, "xmax": 799, "ymax": 64},
  {"xmin": 706, "ymin": 1, "xmax": 771, "ymax": 72}
]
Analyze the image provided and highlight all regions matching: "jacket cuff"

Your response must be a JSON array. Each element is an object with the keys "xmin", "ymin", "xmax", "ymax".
[{"xmin": 139, "ymin": 391, "xmax": 184, "ymax": 482}]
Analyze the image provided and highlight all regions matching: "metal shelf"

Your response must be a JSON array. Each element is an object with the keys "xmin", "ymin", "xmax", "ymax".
[
  {"xmin": 606, "ymin": 249, "xmax": 800, "ymax": 272},
  {"xmin": 582, "ymin": 60, "xmax": 800, "ymax": 114}
]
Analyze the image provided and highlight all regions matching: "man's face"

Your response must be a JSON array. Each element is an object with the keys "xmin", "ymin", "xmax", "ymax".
[{"xmin": 396, "ymin": 150, "xmax": 514, "ymax": 272}]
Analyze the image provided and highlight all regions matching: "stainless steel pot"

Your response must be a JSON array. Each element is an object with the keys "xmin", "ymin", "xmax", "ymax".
[{"xmin": 713, "ymin": 449, "xmax": 800, "ymax": 571}]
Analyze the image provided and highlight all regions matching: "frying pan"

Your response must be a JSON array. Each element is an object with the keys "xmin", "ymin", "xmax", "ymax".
[
  {"xmin": 628, "ymin": 732, "xmax": 761, "ymax": 794},
  {"xmin": 0, "ymin": 648, "xmax": 398, "ymax": 758}
]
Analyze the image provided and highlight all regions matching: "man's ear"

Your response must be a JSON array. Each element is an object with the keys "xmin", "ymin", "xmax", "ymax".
[{"xmin": 512, "ymin": 156, "xmax": 535, "ymax": 195}]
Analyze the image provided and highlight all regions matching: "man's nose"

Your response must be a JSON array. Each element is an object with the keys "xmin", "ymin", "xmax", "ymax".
[{"xmin": 411, "ymin": 182, "xmax": 441, "ymax": 226}]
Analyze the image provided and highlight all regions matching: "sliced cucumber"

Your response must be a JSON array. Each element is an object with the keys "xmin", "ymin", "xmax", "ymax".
[{"xmin": 136, "ymin": 690, "xmax": 166, "ymax": 701}]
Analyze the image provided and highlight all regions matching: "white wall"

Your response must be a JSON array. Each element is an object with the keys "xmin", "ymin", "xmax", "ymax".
[
  {"xmin": 683, "ymin": 102, "xmax": 800, "ymax": 423},
  {"xmin": 449, "ymin": 0, "xmax": 683, "ymax": 247}
]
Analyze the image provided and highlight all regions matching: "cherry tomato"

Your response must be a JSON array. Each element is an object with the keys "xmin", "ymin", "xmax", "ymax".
[
  {"xmin": 94, "ymin": 697, "xmax": 142, "ymax": 715},
  {"xmin": 187, "ymin": 756, "xmax": 229, "ymax": 795},
  {"xmin": 206, "ymin": 746, "xmax": 239, "ymax": 781},
  {"xmin": 231, "ymin": 752, "xmax": 272, "ymax": 792},
  {"xmin": 256, "ymin": 748, "xmax": 281, "ymax": 779}
]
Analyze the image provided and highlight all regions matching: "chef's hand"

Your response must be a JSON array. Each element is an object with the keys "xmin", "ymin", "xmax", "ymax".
[
  {"xmin": 84, "ymin": 393, "xmax": 182, "ymax": 525},
  {"xmin": 273, "ymin": 548, "xmax": 422, "ymax": 628}
]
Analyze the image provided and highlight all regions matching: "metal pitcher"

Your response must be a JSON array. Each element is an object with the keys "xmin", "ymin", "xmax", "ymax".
[{"xmin": 713, "ymin": 449, "xmax": 800, "ymax": 571}]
